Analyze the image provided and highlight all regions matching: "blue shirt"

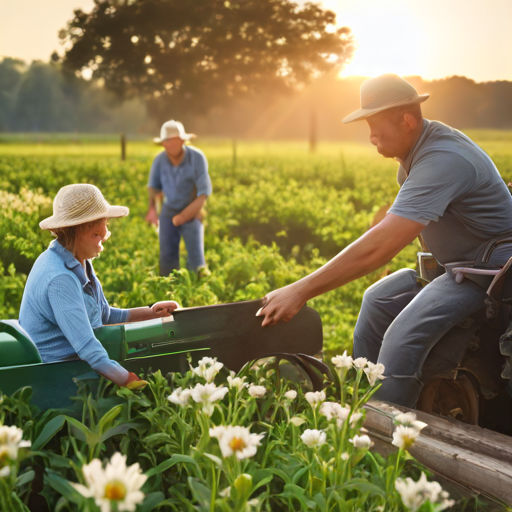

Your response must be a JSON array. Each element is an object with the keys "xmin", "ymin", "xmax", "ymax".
[
  {"xmin": 390, "ymin": 119, "xmax": 512, "ymax": 265},
  {"xmin": 19, "ymin": 240, "xmax": 130, "ymax": 384},
  {"xmin": 148, "ymin": 145, "xmax": 212, "ymax": 215}
]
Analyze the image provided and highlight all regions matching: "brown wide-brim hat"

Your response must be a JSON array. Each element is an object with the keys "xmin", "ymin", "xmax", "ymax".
[
  {"xmin": 342, "ymin": 73, "xmax": 429, "ymax": 124},
  {"xmin": 40, "ymin": 184, "xmax": 129, "ymax": 230}
]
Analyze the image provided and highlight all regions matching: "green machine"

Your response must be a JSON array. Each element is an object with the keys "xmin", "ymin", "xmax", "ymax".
[{"xmin": 0, "ymin": 300, "xmax": 323, "ymax": 410}]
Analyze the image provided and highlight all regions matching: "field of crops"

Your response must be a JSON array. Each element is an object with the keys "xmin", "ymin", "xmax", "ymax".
[
  {"xmin": 2, "ymin": 132, "xmax": 512, "ymax": 511},
  {"xmin": 2, "ymin": 132, "xmax": 512, "ymax": 354}
]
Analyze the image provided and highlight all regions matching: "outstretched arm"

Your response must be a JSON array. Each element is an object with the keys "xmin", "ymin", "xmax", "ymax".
[{"xmin": 257, "ymin": 213, "xmax": 424, "ymax": 326}]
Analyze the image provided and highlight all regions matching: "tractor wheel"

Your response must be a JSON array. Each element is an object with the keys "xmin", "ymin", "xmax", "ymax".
[{"xmin": 416, "ymin": 373, "xmax": 480, "ymax": 425}]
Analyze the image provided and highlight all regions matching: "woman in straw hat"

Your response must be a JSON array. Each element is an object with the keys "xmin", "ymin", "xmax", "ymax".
[{"xmin": 19, "ymin": 184, "xmax": 179, "ymax": 389}]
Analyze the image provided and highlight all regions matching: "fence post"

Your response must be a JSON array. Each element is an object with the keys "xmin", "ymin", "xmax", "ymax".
[{"xmin": 121, "ymin": 133, "xmax": 126, "ymax": 161}]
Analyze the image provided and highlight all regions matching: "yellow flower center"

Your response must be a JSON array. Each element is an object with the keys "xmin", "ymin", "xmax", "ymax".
[
  {"xmin": 104, "ymin": 480, "xmax": 127, "ymax": 501},
  {"xmin": 229, "ymin": 437, "xmax": 246, "ymax": 452}
]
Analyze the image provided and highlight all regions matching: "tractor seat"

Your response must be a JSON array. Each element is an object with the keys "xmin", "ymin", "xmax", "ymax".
[{"xmin": 0, "ymin": 320, "xmax": 42, "ymax": 367}]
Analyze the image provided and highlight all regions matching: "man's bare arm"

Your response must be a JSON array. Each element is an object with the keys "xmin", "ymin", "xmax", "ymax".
[
  {"xmin": 145, "ymin": 187, "xmax": 161, "ymax": 226},
  {"xmin": 173, "ymin": 195, "xmax": 207, "ymax": 226},
  {"xmin": 257, "ymin": 213, "xmax": 425, "ymax": 326}
]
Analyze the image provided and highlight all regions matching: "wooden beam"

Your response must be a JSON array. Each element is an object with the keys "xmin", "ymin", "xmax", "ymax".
[{"xmin": 364, "ymin": 400, "xmax": 512, "ymax": 504}]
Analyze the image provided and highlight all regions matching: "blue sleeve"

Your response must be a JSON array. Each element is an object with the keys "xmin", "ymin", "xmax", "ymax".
[
  {"xmin": 47, "ymin": 275, "xmax": 129, "ymax": 385},
  {"xmin": 95, "ymin": 278, "xmax": 130, "ymax": 325},
  {"xmin": 193, "ymin": 150, "xmax": 212, "ymax": 197},
  {"xmin": 148, "ymin": 154, "xmax": 162, "ymax": 190},
  {"xmin": 389, "ymin": 151, "xmax": 476, "ymax": 225}
]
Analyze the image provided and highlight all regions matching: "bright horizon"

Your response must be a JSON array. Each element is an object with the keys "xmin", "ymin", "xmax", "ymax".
[{"xmin": 1, "ymin": 0, "xmax": 511, "ymax": 83}]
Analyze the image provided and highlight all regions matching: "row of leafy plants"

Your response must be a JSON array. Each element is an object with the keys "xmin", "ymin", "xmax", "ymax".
[{"xmin": 0, "ymin": 354, "xmax": 454, "ymax": 511}]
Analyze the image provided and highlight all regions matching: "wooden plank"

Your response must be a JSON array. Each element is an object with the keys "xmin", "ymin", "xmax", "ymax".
[{"xmin": 364, "ymin": 400, "xmax": 512, "ymax": 504}]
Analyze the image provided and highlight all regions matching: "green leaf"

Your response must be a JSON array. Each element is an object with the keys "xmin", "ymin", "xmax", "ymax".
[
  {"xmin": 291, "ymin": 466, "xmax": 310, "ymax": 485},
  {"xmin": 97, "ymin": 404, "xmax": 122, "ymax": 434},
  {"xmin": 44, "ymin": 470, "xmax": 85, "ymax": 505},
  {"xmin": 145, "ymin": 454, "xmax": 200, "ymax": 479},
  {"xmin": 100, "ymin": 421, "xmax": 139, "ymax": 443},
  {"xmin": 32, "ymin": 415, "xmax": 66, "ymax": 451},
  {"xmin": 203, "ymin": 452, "xmax": 223, "ymax": 468},
  {"xmin": 64, "ymin": 416, "xmax": 90, "ymax": 443},
  {"xmin": 15, "ymin": 470, "xmax": 35, "ymax": 488},
  {"xmin": 187, "ymin": 477, "xmax": 211, "ymax": 511},
  {"xmin": 338, "ymin": 478, "xmax": 386, "ymax": 497},
  {"xmin": 138, "ymin": 492, "xmax": 165, "ymax": 512}
]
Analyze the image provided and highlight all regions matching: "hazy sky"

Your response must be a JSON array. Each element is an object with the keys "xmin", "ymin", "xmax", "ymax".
[{"xmin": 1, "ymin": 0, "xmax": 511, "ymax": 82}]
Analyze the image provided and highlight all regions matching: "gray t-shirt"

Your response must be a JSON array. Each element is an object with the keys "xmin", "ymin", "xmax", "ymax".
[{"xmin": 389, "ymin": 119, "xmax": 512, "ymax": 265}]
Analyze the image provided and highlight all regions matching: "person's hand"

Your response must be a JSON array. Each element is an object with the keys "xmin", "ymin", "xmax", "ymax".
[
  {"xmin": 172, "ymin": 214, "xmax": 185, "ymax": 226},
  {"xmin": 145, "ymin": 208, "xmax": 159, "ymax": 226},
  {"xmin": 151, "ymin": 300, "xmax": 180, "ymax": 317},
  {"xmin": 256, "ymin": 284, "xmax": 306, "ymax": 327},
  {"xmin": 123, "ymin": 372, "xmax": 149, "ymax": 391}
]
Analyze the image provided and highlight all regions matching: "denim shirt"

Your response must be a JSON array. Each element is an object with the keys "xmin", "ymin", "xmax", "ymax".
[{"xmin": 19, "ymin": 240, "xmax": 130, "ymax": 384}]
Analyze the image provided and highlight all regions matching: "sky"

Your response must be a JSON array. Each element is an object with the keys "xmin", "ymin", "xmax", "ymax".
[{"xmin": 1, "ymin": 0, "xmax": 511, "ymax": 83}]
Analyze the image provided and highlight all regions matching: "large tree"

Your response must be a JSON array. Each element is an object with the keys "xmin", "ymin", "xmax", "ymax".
[{"xmin": 60, "ymin": 0, "xmax": 355, "ymax": 113}]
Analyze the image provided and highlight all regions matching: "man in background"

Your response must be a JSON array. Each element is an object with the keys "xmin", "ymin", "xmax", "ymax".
[
  {"xmin": 257, "ymin": 74, "xmax": 512, "ymax": 408},
  {"xmin": 146, "ymin": 120, "xmax": 212, "ymax": 275}
]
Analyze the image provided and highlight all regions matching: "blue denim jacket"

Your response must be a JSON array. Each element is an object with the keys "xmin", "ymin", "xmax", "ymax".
[{"xmin": 19, "ymin": 240, "xmax": 130, "ymax": 384}]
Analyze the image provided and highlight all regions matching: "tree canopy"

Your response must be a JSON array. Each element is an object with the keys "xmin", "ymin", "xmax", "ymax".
[{"xmin": 60, "ymin": 0, "xmax": 355, "ymax": 112}]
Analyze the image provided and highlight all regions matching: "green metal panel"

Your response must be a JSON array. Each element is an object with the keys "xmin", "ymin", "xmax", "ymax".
[{"xmin": 0, "ymin": 323, "xmax": 42, "ymax": 365}]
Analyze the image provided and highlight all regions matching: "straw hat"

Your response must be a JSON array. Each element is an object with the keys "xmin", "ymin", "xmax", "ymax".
[
  {"xmin": 153, "ymin": 120, "xmax": 196, "ymax": 144},
  {"xmin": 39, "ymin": 184, "xmax": 129, "ymax": 230},
  {"xmin": 342, "ymin": 73, "xmax": 429, "ymax": 124}
]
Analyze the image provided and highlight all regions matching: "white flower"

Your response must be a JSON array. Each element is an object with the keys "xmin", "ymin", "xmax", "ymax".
[
  {"xmin": 219, "ymin": 486, "xmax": 231, "ymax": 498},
  {"xmin": 284, "ymin": 390, "xmax": 297, "ymax": 401},
  {"xmin": 248, "ymin": 385, "xmax": 267, "ymax": 398},
  {"xmin": 227, "ymin": 375, "xmax": 247, "ymax": 390},
  {"xmin": 301, "ymin": 429, "xmax": 326, "ymax": 448},
  {"xmin": 167, "ymin": 387, "xmax": 192, "ymax": 407},
  {"xmin": 319, "ymin": 402, "xmax": 350, "ymax": 427},
  {"xmin": 192, "ymin": 357, "xmax": 224, "ymax": 383},
  {"xmin": 305, "ymin": 391, "xmax": 326, "ymax": 406},
  {"xmin": 393, "ymin": 412, "xmax": 428, "ymax": 432},
  {"xmin": 392, "ymin": 425, "xmax": 423, "ymax": 451},
  {"xmin": 209, "ymin": 426, "xmax": 264, "ymax": 460},
  {"xmin": 72, "ymin": 453, "xmax": 146, "ymax": 512},
  {"xmin": 191, "ymin": 383, "xmax": 229, "ymax": 416},
  {"xmin": 364, "ymin": 362, "xmax": 386, "ymax": 386},
  {"xmin": 331, "ymin": 351, "xmax": 353, "ymax": 370},
  {"xmin": 0, "ymin": 466, "xmax": 10, "ymax": 478},
  {"xmin": 341, "ymin": 452, "xmax": 350, "ymax": 461},
  {"xmin": 350, "ymin": 411, "xmax": 363, "ymax": 426},
  {"xmin": 352, "ymin": 357, "xmax": 368, "ymax": 370},
  {"xmin": 349, "ymin": 434, "xmax": 372, "ymax": 449},
  {"xmin": 395, "ymin": 472, "xmax": 455, "ymax": 512},
  {"xmin": 0, "ymin": 425, "xmax": 31, "ymax": 462},
  {"xmin": 289, "ymin": 417, "xmax": 307, "ymax": 427}
]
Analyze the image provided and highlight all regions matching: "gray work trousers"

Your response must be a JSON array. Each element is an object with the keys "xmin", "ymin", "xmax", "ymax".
[{"xmin": 353, "ymin": 268, "xmax": 487, "ymax": 408}]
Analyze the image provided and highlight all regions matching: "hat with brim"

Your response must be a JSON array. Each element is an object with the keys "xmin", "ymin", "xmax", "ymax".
[
  {"xmin": 153, "ymin": 119, "xmax": 196, "ymax": 144},
  {"xmin": 342, "ymin": 73, "xmax": 429, "ymax": 124},
  {"xmin": 40, "ymin": 184, "xmax": 129, "ymax": 230}
]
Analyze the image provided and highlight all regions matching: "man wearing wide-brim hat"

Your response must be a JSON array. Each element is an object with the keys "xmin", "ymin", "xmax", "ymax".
[
  {"xmin": 146, "ymin": 120, "xmax": 212, "ymax": 275},
  {"xmin": 257, "ymin": 73, "xmax": 512, "ymax": 408}
]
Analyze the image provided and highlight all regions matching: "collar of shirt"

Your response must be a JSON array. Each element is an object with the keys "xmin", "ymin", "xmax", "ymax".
[
  {"xmin": 49, "ymin": 239, "xmax": 92, "ymax": 289},
  {"xmin": 396, "ymin": 118, "xmax": 431, "ymax": 175}
]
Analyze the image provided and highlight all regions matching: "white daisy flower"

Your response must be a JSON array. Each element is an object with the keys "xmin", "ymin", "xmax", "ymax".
[
  {"xmin": 72, "ymin": 453, "xmax": 146, "ymax": 512},
  {"xmin": 192, "ymin": 357, "xmax": 224, "ymax": 383},
  {"xmin": 395, "ymin": 472, "xmax": 455, "ymax": 512},
  {"xmin": 319, "ymin": 402, "xmax": 350, "ymax": 427},
  {"xmin": 191, "ymin": 383, "xmax": 229, "ymax": 416},
  {"xmin": 300, "ymin": 429, "xmax": 326, "ymax": 448},
  {"xmin": 248, "ymin": 385, "xmax": 267, "ymax": 398},
  {"xmin": 167, "ymin": 387, "xmax": 192, "ymax": 407},
  {"xmin": 341, "ymin": 452, "xmax": 350, "ymax": 461},
  {"xmin": 352, "ymin": 357, "xmax": 368, "ymax": 370},
  {"xmin": 393, "ymin": 412, "xmax": 428, "ymax": 432},
  {"xmin": 349, "ymin": 411, "xmax": 364, "ymax": 426},
  {"xmin": 331, "ymin": 351, "xmax": 353, "ymax": 369},
  {"xmin": 349, "ymin": 434, "xmax": 372, "ymax": 450},
  {"xmin": 284, "ymin": 390, "xmax": 297, "ymax": 401},
  {"xmin": 392, "ymin": 425, "xmax": 423, "ymax": 451},
  {"xmin": 227, "ymin": 375, "xmax": 247, "ymax": 390},
  {"xmin": 364, "ymin": 362, "xmax": 386, "ymax": 386},
  {"xmin": 210, "ymin": 426, "xmax": 264, "ymax": 460},
  {"xmin": 305, "ymin": 390, "xmax": 326, "ymax": 406},
  {"xmin": 0, "ymin": 425, "xmax": 31, "ymax": 462}
]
